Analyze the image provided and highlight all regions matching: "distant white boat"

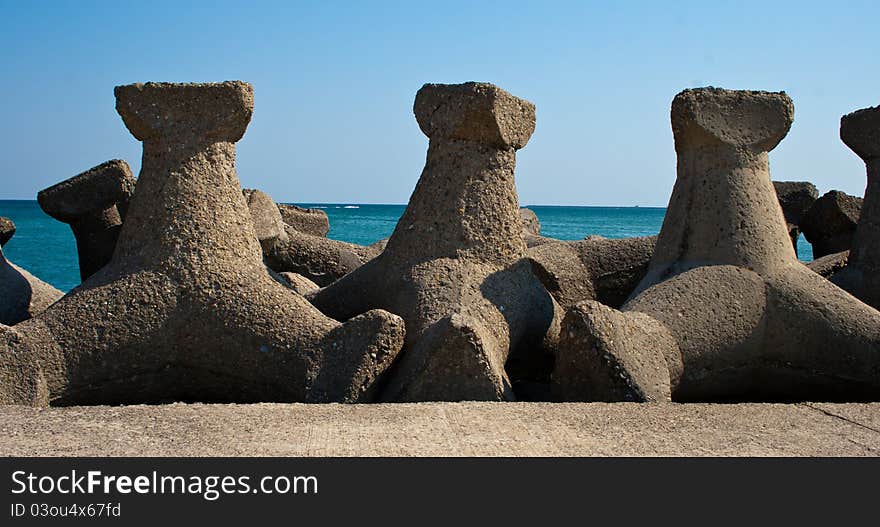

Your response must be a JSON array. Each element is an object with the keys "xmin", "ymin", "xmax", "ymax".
[{"xmin": 343, "ymin": 205, "xmax": 360, "ymax": 209}]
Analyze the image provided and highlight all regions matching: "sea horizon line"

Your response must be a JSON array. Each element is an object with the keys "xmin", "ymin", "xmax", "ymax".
[{"xmin": 0, "ymin": 198, "xmax": 668, "ymax": 209}]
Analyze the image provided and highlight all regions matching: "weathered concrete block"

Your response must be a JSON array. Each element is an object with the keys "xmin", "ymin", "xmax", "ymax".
[
  {"xmin": 832, "ymin": 105, "xmax": 880, "ymax": 309},
  {"xmin": 807, "ymin": 250, "xmax": 849, "ymax": 278},
  {"xmin": 277, "ymin": 204, "xmax": 330, "ymax": 237},
  {"xmin": 520, "ymin": 208, "xmax": 541, "ymax": 236},
  {"xmin": 413, "ymin": 82, "xmax": 536, "ymax": 150},
  {"xmin": 0, "ymin": 217, "xmax": 15, "ymax": 247},
  {"xmin": 0, "ymin": 215, "xmax": 63, "ymax": 325},
  {"xmin": 0, "ymin": 81, "xmax": 405, "ymax": 406},
  {"xmin": 0, "ymin": 248, "xmax": 63, "ymax": 326},
  {"xmin": 773, "ymin": 180, "xmax": 818, "ymax": 254},
  {"xmin": 554, "ymin": 88, "xmax": 880, "ymax": 403},
  {"xmin": 528, "ymin": 235, "xmax": 656, "ymax": 309},
  {"xmin": 310, "ymin": 82, "xmax": 559, "ymax": 402},
  {"xmin": 265, "ymin": 226, "xmax": 379, "ymax": 286},
  {"xmin": 773, "ymin": 181, "xmax": 819, "ymax": 225},
  {"xmin": 800, "ymin": 190, "xmax": 863, "ymax": 258},
  {"xmin": 37, "ymin": 159, "xmax": 136, "ymax": 281},
  {"xmin": 242, "ymin": 188, "xmax": 288, "ymax": 252},
  {"xmin": 278, "ymin": 272, "xmax": 320, "ymax": 296},
  {"xmin": 553, "ymin": 301, "xmax": 681, "ymax": 402}
]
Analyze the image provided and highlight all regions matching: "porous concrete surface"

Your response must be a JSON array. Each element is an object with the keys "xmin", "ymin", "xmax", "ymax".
[
  {"xmin": 37, "ymin": 159, "xmax": 135, "ymax": 281},
  {"xmin": 1, "ymin": 402, "xmax": 878, "ymax": 456},
  {"xmin": 243, "ymin": 188, "xmax": 289, "ymax": 252},
  {"xmin": 834, "ymin": 106, "xmax": 880, "ymax": 309},
  {"xmin": 773, "ymin": 180, "xmax": 818, "ymax": 254},
  {"xmin": 0, "ymin": 250, "xmax": 63, "ymax": 325},
  {"xmin": 800, "ymin": 190, "xmax": 863, "ymax": 258},
  {"xmin": 0, "ymin": 217, "xmax": 15, "ymax": 247},
  {"xmin": 583, "ymin": 87, "xmax": 880, "ymax": 403},
  {"xmin": 528, "ymin": 235, "xmax": 656, "ymax": 309},
  {"xmin": 520, "ymin": 207, "xmax": 541, "ymax": 235},
  {"xmin": 277, "ymin": 204, "xmax": 330, "ymax": 237},
  {"xmin": 773, "ymin": 181, "xmax": 819, "ymax": 226},
  {"xmin": 309, "ymin": 82, "xmax": 558, "ymax": 402},
  {"xmin": 266, "ymin": 225, "xmax": 379, "ymax": 286},
  {"xmin": 0, "ymin": 82, "xmax": 405, "ymax": 406},
  {"xmin": 807, "ymin": 250, "xmax": 849, "ymax": 278}
]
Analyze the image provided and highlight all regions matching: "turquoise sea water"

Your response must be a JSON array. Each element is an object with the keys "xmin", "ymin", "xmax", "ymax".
[{"xmin": 0, "ymin": 200, "xmax": 814, "ymax": 293}]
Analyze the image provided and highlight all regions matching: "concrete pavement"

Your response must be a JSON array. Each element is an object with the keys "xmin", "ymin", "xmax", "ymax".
[{"xmin": 2, "ymin": 402, "xmax": 878, "ymax": 456}]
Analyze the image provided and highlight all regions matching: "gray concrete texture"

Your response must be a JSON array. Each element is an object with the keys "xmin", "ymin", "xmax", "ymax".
[
  {"xmin": 0, "ymin": 82, "xmax": 406, "ymax": 406},
  {"xmin": 833, "ymin": 105, "xmax": 880, "ymax": 309},
  {"xmin": 309, "ymin": 82, "xmax": 560, "ymax": 402},
  {"xmin": 2, "ymin": 81, "xmax": 879, "ymax": 411},
  {"xmin": 555, "ymin": 88, "xmax": 880, "ymax": 403},
  {"xmin": 0, "ymin": 402, "xmax": 877, "ymax": 456},
  {"xmin": 772, "ymin": 180, "xmax": 818, "ymax": 253},
  {"xmin": 265, "ymin": 225, "xmax": 380, "ymax": 286},
  {"xmin": 0, "ymin": 216, "xmax": 63, "ymax": 325},
  {"xmin": 0, "ymin": 250, "xmax": 63, "ymax": 326},
  {"xmin": 800, "ymin": 190, "xmax": 863, "ymax": 258},
  {"xmin": 528, "ymin": 235, "xmax": 656, "ymax": 309},
  {"xmin": 277, "ymin": 203, "xmax": 330, "ymax": 237},
  {"xmin": 242, "ymin": 188, "xmax": 289, "ymax": 252},
  {"xmin": 37, "ymin": 159, "xmax": 136, "ymax": 281},
  {"xmin": 0, "ymin": 217, "xmax": 15, "ymax": 247},
  {"xmin": 807, "ymin": 250, "xmax": 850, "ymax": 278}
]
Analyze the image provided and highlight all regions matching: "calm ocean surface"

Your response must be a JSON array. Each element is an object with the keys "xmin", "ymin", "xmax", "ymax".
[{"xmin": 0, "ymin": 200, "xmax": 814, "ymax": 293}]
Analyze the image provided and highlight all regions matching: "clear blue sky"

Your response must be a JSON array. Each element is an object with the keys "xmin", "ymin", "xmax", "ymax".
[{"xmin": 1, "ymin": 0, "xmax": 877, "ymax": 205}]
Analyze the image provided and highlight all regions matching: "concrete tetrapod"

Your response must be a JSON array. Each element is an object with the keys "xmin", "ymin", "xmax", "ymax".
[
  {"xmin": 772, "ymin": 180, "xmax": 818, "ymax": 254},
  {"xmin": 527, "ymin": 235, "xmax": 656, "ymax": 309},
  {"xmin": 270, "ymin": 207, "xmax": 555, "ymax": 288},
  {"xmin": 277, "ymin": 204, "xmax": 330, "ymax": 237},
  {"xmin": 520, "ymin": 178, "xmax": 656, "ymax": 311},
  {"xmin": 278, "ymin": 272, "xmax": 320, "ymax": 295},
  {"xmin": 38, "ymin": 160, "xmax": 136, "ymax": 281},
  {"xmin": 520, "ymin": 208, "xmax": 541, "ymax": 236},
  {"xmin": 0, "ymin": 220, "xmax": 63, "ymax": 325},
  {"xmin": 832, "ymin": 106, "xmax": 880, "ymax": 310},
  {"xmin": 554, "ymin": 88, "xmax": 880, "ymax": 403},
  {"xmin": 800, "ymin": 190, "xmax": 863, "ymax": 258},
  {"xmin": 264, "ymin": 226, "xmax": 380, "ymax": 286},
  {"xmin": 309, "ymin": 82, "xmax": 559, "ymax": 402},
  {"xmin": 0, "ymin": 81, "xmax": 405, "ymax": 406},
  {"xmin": 0, "ymin": 217, "xmax": 15, "ymax": 247},
  {"xmin": 807, "ymin": 250, "xmax": 849, "ymax": 278},
  {"xmin": 242, "ymin": 188, "xmax": 289, "ymax": 252},
  {"xmin": 773, "ymin": 181, "xmax": 818, "ymax": 226}
]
